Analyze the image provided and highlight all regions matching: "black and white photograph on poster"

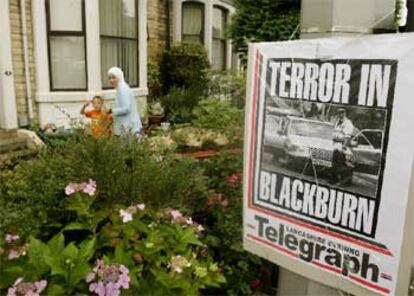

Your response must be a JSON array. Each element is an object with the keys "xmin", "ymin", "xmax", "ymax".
[
  {"xmin": 254, "ymin": 58, "xmax": 397, "ymax": 238},
  {"xmin": 261, "ymin": 99, "xmax": 387, "ymax": 198}
]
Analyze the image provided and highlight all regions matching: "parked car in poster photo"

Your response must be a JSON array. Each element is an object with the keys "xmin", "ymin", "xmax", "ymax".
[{"xmin": 264, "ymin": 116, "xmax": 383, "ymax": 182}]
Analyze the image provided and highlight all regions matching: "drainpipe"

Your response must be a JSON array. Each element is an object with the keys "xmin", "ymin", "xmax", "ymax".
[
  {"xmin": 166, "ymin": 0, "xmax": 171, "ymax": 50},
  {"xmin": 20, "ymin": 0, "xmax": 34, "ymax": 122}
]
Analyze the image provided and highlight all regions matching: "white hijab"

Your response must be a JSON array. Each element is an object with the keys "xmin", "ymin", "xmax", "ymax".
[{"xmin": 107, "ymin": 67, "xmax": 128, "ymax": 89}]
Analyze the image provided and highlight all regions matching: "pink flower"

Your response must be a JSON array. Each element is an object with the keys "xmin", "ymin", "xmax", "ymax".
[
  {"xmin": 207, "ymin": 192, "xmax": 224, "ymax": 209},
  {"xmin": 34, "ymin": 280, "xmax": 47, "ymax": 292},
  {"xmin": 7, "ymin": 278, "xmax": 47, "ymax": 296},
  {"xmin": 83, "ymin": 179, "xmax": 97, "ymax": 196},
  {"xmin": 185, "ymin": 217, "xmax": 194, "ymax": 225},
  {"xmin": 117, "ymin": 273, "xmax": 130, "ymax": 289},
  {"xmin": 8, "ymin": 249, "xmax": 19, "ymax": 260},
  {"xmin": 221, "ymin": 199, "xmax": 229, "ymax": 207},
  {"xmin": 135, "ymin": 203, "xmax": 145, "ymax": 211},
  {"xmin": 65, "ymin": 179, "xmax": 97, "ymax": 196},
  {"xmin": 5, "ymin": 234, "xmax": 19, "ymax": 243},
  {"xmin": 170, "ymin": 210, "xmax": 183, "ymax": 220},
  {"xmin": 86, "ymin": 272, "xmax": 96, "ymax": 283},
  {"xmin": 65, "ymin": 183, "xmax": 76, "ymax": 195},
  {"xmin": 7, "ymin": 287, "xmax": 16, "ymax": 296},
  {"xmin": 119, "ymin": 210, "xmax": 133, "ymax": 223},
  {"xmin": 90, "ymin": 281, "xmax": 105, "ymax": 296},
  {"xmin": 88, "ymin": 260, "xmax": 130, "ymax": 296},
  {"xmin": 105, "ymin": 282, "xmax": 120, "ymax": 296},
  {"xmin": 119, "ymin": 265, "xmax": 129, "ymax": 275},
  {"xmin": 227, "ymin": 173, "xmax": 240, "ymax": 185},
  {"xmin": 8, "ymin": 245, "xmax": 27, "ymax": 260},
  {"xmin": 89, "ymin": 283, "xmax": 97, "ymax": 293}
]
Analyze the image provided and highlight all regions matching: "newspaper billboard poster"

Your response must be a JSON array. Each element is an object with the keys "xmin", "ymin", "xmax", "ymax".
[{"xmin": 243, "ymin": 34, "xmax": 414, "ymax": 295}]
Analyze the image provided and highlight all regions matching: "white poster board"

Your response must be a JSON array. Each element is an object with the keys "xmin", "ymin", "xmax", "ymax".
[{"xmin": 243, "ymin": 34, "xmax": 414, "ymax": 295}]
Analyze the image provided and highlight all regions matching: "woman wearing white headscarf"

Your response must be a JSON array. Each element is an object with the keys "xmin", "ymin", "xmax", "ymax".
[{"xmin": 107, "ymin": 67, "xmax": 142, "ymax": 136}]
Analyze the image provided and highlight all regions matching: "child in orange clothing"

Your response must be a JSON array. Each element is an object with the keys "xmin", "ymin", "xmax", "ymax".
[{"xmin": 80, "ymin": 96, "xmax": 112, "ymax": 138}]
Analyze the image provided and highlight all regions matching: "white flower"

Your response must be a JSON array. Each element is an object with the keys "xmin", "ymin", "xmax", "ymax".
[
  {"xmin": 197, "ymin": 225, "xmax": 204, "ymax": 233},
  {"xmin": 136, "ymin": 203, "xmax": 145, "ymax": 211},
  {"xmin": 120, "ymin": 209, "xmax": 133, "ymax": 223}
]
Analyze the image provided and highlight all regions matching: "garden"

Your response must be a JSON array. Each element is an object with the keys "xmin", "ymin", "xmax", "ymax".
[{"xmin": 0, "ymin": 42, "xmax": 278, "ymax": 296}]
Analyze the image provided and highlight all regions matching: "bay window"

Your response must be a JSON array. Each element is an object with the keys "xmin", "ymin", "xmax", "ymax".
[
  {"xmin": 100, "ymin": 0, "xmax": 139, "ymax": 88},
  {"xmin": 182, "ymin": 2, "xmax": 205, "ymax": 44},
  {"xmin": 46, "ymin": 0, "xmax": 87, "ymax": 90},
  {"xmin": 212, "ymin": 6, "xmax": 228, "ymax": 71}
]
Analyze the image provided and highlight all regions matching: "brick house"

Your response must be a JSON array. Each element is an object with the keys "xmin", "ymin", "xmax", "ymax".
[{"xmin": 0, "ymin": 0, "xmax": 236, "ymax": 130}]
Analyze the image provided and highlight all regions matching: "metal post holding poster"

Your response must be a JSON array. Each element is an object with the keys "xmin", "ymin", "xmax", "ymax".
[{"xmin": 243, "ymin": 34, "xmax": 414, "ymax": 295}]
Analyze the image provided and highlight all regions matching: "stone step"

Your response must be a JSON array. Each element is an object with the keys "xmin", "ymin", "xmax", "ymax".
[
  {"xmin": 0, "ymin": 137, "xmax": 28, "ymax": 154},
  {"xmin": 0, "ymin": 129, "xmax": 21, "ymax": 140}
]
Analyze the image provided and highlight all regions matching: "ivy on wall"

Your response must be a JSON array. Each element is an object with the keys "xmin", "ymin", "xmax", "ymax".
[{"xmin": 230, "ymin": 0, "xmax": 300, "ymax": 64}]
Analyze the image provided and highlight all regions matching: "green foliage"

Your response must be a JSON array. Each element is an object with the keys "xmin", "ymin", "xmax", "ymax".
[
  {"xmin": 99, "ymin": 206, "xmax": 225, "ymax": 294},
  {"xmin": 161, "ymin": 87, "xmax": 205, "ymax": 124},
  {"xmin": 148, "ymin": 60, "xmax": 162, "ymax": 101},
  {"xmin": 197, "ymin": 153, "xmax": 270, "ymax": 295},
  {"xmin": 0, "ymin": 130, "xmax": 273, "ymax": 294},
  {"xmin": 160, "ymin": 42, "xmax": 210, "ymax": 93},
  {"xmin": 0, "ymin": 233, "xmax": 95, "ymax": 294},
  {"xmin": 208, "ymin": 70, "xmax": 247, "ymax": 109},
  {"xmin": 0, "ymin": 188, "xmax": 225, "ymax": 295},
  {"xmin": 230, "ymin": 0, "xmax": 300, "ymax": 64},
  {"xmin": 193, "ymin": 98, "xmax": 244, "ymax": 144},
  {"xmin": 0, "ymin": 134, "xmax": 206, "ymax": 239},
  {"xmin": 0, "ymin": 147, "xmax": 76, "ymax": 238}
]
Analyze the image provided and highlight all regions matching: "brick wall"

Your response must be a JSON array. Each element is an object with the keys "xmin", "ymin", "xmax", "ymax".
[
  {"xmin": 147, "ymin": 0, "xmax": 170, "ymax": 65},
  {"xmin": 9, "ymin": 0, "xmax": 37, "ymax": 126}
]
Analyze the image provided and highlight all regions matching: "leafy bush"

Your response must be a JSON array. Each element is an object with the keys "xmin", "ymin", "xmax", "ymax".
[
  {"xmin": 230, "ymin": 0, "xmax": 300, "ymax": 64},
  {"xmin": 0, "ymin": 180, "xmax": 225, "ymax": 295},
  {"xmin": 0, "ymin": 131, "xmax": 276, "ymax": 295},
  {"xmin": 160, "ymin": 42, "xmax": 210, "ymax": 93},
  {"xmin": 0, "ymin": 134, "xmax": 206, "ymax": 239},
  {"xmin": 196, "ymin": 152, "xmax": 274, "ymax": 295},
  {"xmin": 193, "ymin": 98, "xmax": 244, "ymax": 144},
  {"xmin": 161, "ymin": 87, "xmax": 205, "ymax": 124},
  {"xmin": 208, "ymin": 71, "xmax": 247, "ymax": 108},
  {"xmin": 147, "ymin": 60, "xmax": 162, "ymax": 101}
]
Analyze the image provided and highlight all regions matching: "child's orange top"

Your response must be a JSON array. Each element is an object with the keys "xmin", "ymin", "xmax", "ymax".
[{"xmin": 84, "ymin": 109, "xmax": 113, "ymax": 138}]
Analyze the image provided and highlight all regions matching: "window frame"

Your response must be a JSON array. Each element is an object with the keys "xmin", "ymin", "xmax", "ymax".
[
  {"xmin": 212, "ymin": 5, "xmax": 228, "ymax": 71},
  {"xmin": 45, "ymin": 0, "xmax": 88, "ymax": 92},
  {"xmin": 181, "ymin": 1, "xmax": 205, "ymax": 44},
  {"xmin": 100, "ymin": 0, "xmax": 140, "ymax": 89}
]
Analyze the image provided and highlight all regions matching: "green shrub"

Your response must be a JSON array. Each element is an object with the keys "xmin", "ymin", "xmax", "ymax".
[
  {"xmin": 147, "ymin": 60, "xmax": 162, "ymax": 101},
  {"xmin": 208, "ymin": 70, "xmax": 247, "ymax": 109},
  {"xmin": 230, "ymin": 0, "xmax": 300, "ymax": 64},
  {"xmin": 0, "ymin": 134, "xmax": 206, "ymax": 239},
  {"xmin": 0, "ymin": 182, "xmax": 225, "ymax": 295},
  {"xmin": 193, "ymin": 98, "xmax": 244, "ymax": 144},
  {"xmin": 197, "ymin": 152, "xmax": 268, "ymax": 295},
  {"xmin": 160, "ymin": 42, "xmax": 210, "ymax": 93},
  {"xmin": 161, "ymin": 87, "xmax": 205, "ymax": 124}
]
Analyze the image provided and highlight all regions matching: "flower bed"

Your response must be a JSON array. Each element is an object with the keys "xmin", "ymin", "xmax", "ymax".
[
  {"xmin": 0, "ymin": 133, "xmax": 275, "ymax": 295},
  {"xmin": 0, "ymin": 177, "xmax": 224, "ymax": 295}
]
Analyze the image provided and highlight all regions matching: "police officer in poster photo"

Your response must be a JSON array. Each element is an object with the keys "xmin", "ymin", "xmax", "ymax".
[{"xmin": 332, "ymin": 108, "xmax": 355, "ymax": 184}]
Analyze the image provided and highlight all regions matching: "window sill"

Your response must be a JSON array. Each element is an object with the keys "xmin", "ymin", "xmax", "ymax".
[{"xmin": 36, "ymin": 87, "xmax": 149, "ymax": 103}]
